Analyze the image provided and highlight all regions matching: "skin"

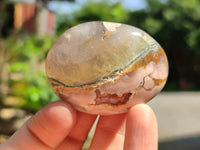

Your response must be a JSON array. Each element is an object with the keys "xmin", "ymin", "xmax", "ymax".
[{"xmin": 0, "ymin": 100, "xmax": 158, "ymax": 150}]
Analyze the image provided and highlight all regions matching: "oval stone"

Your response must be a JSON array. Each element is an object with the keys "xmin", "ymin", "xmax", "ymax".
[{"xmin": 45, "ymin": 21, "xmax": 168, "ymax": 115}]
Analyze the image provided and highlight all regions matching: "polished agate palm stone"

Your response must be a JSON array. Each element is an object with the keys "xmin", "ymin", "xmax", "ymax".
[{"xmin": 45, "ymin": 21, "xmax": 168, "ymax": 115}]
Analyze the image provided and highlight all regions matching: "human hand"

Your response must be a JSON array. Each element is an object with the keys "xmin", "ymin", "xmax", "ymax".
[{"xmin": 0, "ymin": 101, "xmax": 158, "ymax": 150}]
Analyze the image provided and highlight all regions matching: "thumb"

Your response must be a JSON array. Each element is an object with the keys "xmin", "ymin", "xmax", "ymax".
[{"xmin": 0, "ymin": 101, "xmax": 76, "ymax": 150}]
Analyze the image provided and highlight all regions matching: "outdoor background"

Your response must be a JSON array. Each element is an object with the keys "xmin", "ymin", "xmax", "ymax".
[{"xmin": 0, "ymin": 0, "xmax": 200, "ymax": 149}]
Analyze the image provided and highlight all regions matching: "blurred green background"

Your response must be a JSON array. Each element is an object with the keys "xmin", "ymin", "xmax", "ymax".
[{"xmin": 0, "ymin": 0, "xmax": 200, "ymax": 148}]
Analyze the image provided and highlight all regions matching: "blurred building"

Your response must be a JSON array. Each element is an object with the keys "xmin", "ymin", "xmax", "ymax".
[
  {"xmin": 2, "ymin": 1, "xmax": 56, "ymax": 36},
  {"xmin": 14, "ymin": 2, "xmax": 56, "ymax": 36},
  {"xmin": 14, "ymin": 3, "xmax": 35, "ymax": 33}
]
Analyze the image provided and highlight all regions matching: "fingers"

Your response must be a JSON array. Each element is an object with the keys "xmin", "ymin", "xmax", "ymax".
[
  {"xmin": 124, "ymin": 104, "xmax": 158, "ymax": 150},
  {"xmin": 89, "ymin": 113, "xmax": 126, "ymax": 150},
  {"xmin": 0, "ymin": 101, "xmax": 77, "ymax": 150},
  {"xmin": 0, "ymin": 102, "xmax": 158, "ymax": 150},
  {"xmin": 56, "ymin": 112, "xmax": 97, "ymax": 150}
]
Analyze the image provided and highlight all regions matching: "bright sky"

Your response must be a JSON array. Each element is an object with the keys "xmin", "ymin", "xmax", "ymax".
[
  {"xmin": 122, "ymin": 0, "xmax": 146, "ymax": 10},
  {"xmin": 48, "ymin": 0, "xmax": 146, "ymax": 14}
]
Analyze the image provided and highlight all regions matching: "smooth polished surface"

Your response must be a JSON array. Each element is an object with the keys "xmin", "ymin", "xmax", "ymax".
[{"xmin": 46, "ymin": 21, "xmax": 168, "ymax": 115}]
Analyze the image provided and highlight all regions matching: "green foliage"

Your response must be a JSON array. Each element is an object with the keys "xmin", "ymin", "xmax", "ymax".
[
  {"xmin": 56, "ymin": 0, "xmax": 128, "ymax": 35},
  {"xmin": 124, "ymin": 0, "xmax": 200, "ymax": 90},
  {"xmin": 142, "ymin": 17, "xmax": 163, "ymax": 35},
  {"xmin": 2, "ymin": 35, "xmax": 58, "ymax": 111},
  {"xmin": 74, "ymin": 1, "xmax": 127, "ymax": 22}
]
